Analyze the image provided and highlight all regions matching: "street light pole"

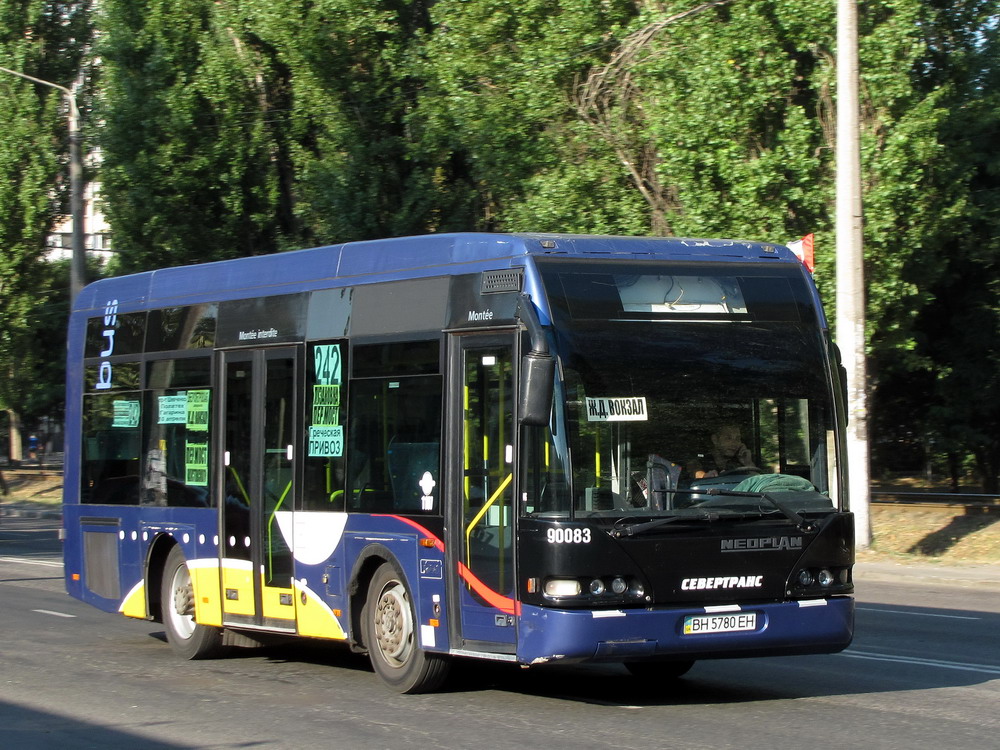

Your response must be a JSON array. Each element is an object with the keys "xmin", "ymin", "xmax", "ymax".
[
  {"xmin": 835, "ymin": 1, "xmax": 871, "ymax": 548},
  {"xmin": 0, "ymin": 65, "xmax": 86, "ymax": 302}
]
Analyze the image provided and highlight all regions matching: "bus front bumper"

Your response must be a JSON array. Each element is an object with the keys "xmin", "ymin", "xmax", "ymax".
[{"xmin": 516, "ymin": 596, "xmax": 854, "ymax": 665}]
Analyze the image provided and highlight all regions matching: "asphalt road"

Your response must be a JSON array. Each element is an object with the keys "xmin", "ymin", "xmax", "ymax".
[{"xmin": 1, "ymin": 516, "xmax": 999, "ymax": 750}]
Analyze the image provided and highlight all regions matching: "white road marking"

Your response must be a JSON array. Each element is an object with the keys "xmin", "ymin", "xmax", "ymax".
[
  {"xmin": 842, "ymin": 649, "xmax": 1000, "ymax": 675},
  {"xmin": 32, "ymin": 609, "xmax": 76, "ymax": 618},
  {"xmin": 857, "ymin": 606, "xmax": 980, "ymax": 620},
  {"xmin": 0, "ymin": 556, "xmax": 62, "ymax": 568}
]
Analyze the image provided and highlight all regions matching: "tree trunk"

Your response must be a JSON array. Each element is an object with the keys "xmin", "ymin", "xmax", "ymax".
[
  {"xmin": 947, "ymin": 452, "xmax": 961, "ymax": 493},
  {"xmin": 974, "ymin": 445, "xmax": 1000, "ymax": 495},
  {"xmin": 6, "ymin": 409, "xmax": 22, "ymax": 466}
]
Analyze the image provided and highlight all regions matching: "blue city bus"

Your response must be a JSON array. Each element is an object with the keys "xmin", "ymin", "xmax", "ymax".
[{"xmin": 63, "ymin": 233, "xmax": 854, "ymax": 693}]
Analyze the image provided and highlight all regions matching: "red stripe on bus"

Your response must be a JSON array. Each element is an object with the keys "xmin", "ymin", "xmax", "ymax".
[
  {"xmin": 378, "ymin": 515, "xmax": 445, "ymax": 552},
  {"xmin": 377, "ymin": 515, "xmax": 519, "ymax": 616},
  {"xmin": 458, "ymin": 562, "xmax": 520, "ymax": 616}
]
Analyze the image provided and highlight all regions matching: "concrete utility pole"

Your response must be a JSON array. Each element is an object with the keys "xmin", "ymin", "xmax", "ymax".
[
  {"xmin": 835, "ymin": 1, "xmax": 871, "ymax": 547},
  {"xmin": 0, "ymin": 65, "xmax": 87, "ymax": 302}
]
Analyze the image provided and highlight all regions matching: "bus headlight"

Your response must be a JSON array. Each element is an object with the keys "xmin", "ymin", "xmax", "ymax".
[
  {"xmin": 542, "ymin": 575, "xmax": 645, "ymax": 601},
  {"xmin": 791, "ymin": 565, "xmax": 852, "ymax": 594},
  {"xmin": 544, "ymin": 578, "xmax": 582, "ymax": 597}
]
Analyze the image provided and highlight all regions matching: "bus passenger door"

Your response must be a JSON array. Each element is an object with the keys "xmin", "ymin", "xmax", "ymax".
[
  {"xmin": 448, "ymin": 335, "xmax": 517, "ymax": 648},
  {"xmin": 220, "ymin": 347, "xmax": 299, "ymax": 632}
]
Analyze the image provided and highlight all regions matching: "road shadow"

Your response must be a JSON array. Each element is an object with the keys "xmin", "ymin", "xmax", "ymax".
[
  {"xmin": 433, "ymin": 598, "xmax": 1000, "ymax": 703},
  {"xmin": 148, "ymin": 628, "xmax": 375, "ymax": 675},
  {"xmin": 908, "ymin": 506, "xmax": 1000, "ymax": 556},
  {"xmin": 0, "ymin": 698, "xmax": 189, "ymax": 750}
]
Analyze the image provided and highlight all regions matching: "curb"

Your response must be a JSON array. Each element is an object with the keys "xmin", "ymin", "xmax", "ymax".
[{"xmin": 0, "ymin": 504, "xmax": 63, "ymax": 521}]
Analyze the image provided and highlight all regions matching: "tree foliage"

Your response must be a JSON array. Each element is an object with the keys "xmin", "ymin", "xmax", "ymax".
[
  {"xmin": 1, "ymin": 0, "xmax": 999, "ymax": 486},
  {"xmin": 0, "ymin": 1, "xmax": 91, "ymax": 439}
]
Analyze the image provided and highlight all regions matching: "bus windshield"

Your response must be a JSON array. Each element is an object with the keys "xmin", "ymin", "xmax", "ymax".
[{"xmin": 527, "ymin": 261, "xmax": 841, "ymax": 520}]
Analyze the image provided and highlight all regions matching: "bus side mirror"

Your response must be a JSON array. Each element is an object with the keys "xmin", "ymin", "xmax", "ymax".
[
  {"xmin": 832, "ymin": 342, "xmax": 849, "ymax": 424},
  {"xmin": 519, "ymin": 352, "xmax": 554, "ymax": 426}
]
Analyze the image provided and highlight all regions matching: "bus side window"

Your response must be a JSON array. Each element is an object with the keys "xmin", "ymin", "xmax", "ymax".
[
  {"xmin": 347, "ymin": 375, "xmax": 442, "ymax": 514},
  {"xmin": 141, "ymin": 358, "xmax": 213, "ymax": 508},
  {"xmin": 82, "ymin": 393, "xmax": 142, "ymax": 505}
]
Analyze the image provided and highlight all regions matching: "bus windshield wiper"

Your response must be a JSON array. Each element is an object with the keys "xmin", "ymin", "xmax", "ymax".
[
  {"xmin": 611, "ymin": 510, "xmax": 731, "ymax": 538},
  {"xmin": 705, "ymin": 488, "xmax": 816, "ymax": 532}
]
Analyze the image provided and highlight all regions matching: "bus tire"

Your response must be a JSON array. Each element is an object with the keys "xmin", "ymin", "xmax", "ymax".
[
  {"xmin": 624, "ymin": 659, "xmax": 695, "ymax": 680},
  {"xmin": 161, "ymin": 545, "xmax": 224, "ymax": 660},
  {"xmin": 365, "ymin": 562, "xmax": 449, "ymax": 693}
]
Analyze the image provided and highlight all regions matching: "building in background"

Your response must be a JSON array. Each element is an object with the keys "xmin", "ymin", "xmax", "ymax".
[{"xmin": 46, "ymin": 175, "xmax": 113, "ymax": 265}]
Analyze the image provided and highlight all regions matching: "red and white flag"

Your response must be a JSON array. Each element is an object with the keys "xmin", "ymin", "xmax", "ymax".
[{"xmin": 787, "ymin": 233, "xmax": 815, "ymax": 272}]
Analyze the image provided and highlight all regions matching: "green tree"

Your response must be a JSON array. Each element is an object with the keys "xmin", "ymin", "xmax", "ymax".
[
  {"xmin": 416, "ymin": 0, "xmax": 1000, "ymax": 487},
  {"xmin": 0, "ymin": 1, "xmax": 92, "ymax": 457},
  {"xmin": 99, "ymin": 0, "xmax": 287, "ymax": 272},
  {"xmin": 415, "ymin": 0, "xmax": 644, "ymax": 232},
  {"xmin": 89, "ymin": 0, "xmax": 1000, "ymax": 490},
  {"xmin": 100, "ymin": 0, "xmax": 473, "ymax": 267},
  {"xmin": 879, "ymin": 10, "xmax": 1000, "ymax": 490},
  {"xmin": 244, "ymin": 0, "xmax": 452, "ymax": 241}
]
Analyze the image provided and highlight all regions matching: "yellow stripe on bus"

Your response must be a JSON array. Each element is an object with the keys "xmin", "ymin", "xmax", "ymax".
[
  {"xmin": 188, "ymin": 558, "xmax": 223, "ymax": 627},
  {"xmin": 294, "ymin": 581, "xmax": 348, "ymax": 640},
  {"xmin": 119, "ymin": 580, "xmax": 147, "ymax": 619}
]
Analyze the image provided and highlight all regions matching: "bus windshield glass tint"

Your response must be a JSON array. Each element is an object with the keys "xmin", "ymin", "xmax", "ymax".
[{"xmin": 534, "ymin": 260, "xmax": 839, "ymax": 519}]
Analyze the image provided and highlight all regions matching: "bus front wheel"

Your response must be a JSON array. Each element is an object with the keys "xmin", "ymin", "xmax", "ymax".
[
  {"xmin": 365, "ymin": 562, "xmax": 449, "ymax": 693},
  {"xmin": 161, "ymin": 545, "xmax": 224, "ymax": 660}
]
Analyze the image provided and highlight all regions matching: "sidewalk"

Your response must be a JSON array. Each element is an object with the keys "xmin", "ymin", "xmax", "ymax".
[{"xmin": 854, "ymin": 559, "xmax": 1000, "ymax": 591}]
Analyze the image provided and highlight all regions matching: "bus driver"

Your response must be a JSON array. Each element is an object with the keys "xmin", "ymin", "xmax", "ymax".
[{"xmin": 690, "ymin": 424, "xmax": 759, "ymax": 479}]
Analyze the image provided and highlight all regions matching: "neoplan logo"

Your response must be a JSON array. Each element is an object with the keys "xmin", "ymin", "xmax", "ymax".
[{"xmin": 720, "ymin": 536, "xmax": 803, "ymax": 553}]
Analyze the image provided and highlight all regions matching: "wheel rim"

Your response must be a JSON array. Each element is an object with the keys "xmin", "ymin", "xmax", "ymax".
[
  {"xmin": 167, "ymin": 562, "xmax": 197, "ymax": 640},
  {"xmin": 373, "ymin": 580, "xmax": 413, "ymax": 668}
]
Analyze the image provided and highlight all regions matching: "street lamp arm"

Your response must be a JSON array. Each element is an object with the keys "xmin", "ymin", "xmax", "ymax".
[
  {"xmin": 0, "ymin": 64, "xmax": 72, "ymax": 96},
  {"xmin": 0, "ymin": 65, "xmax": 79, "ymax": 123}
]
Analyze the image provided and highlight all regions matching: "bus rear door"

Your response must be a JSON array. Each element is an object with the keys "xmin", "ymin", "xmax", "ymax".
[{"xmin": 219, "ymin": 346, "xmax": 300, "ymax": 632}]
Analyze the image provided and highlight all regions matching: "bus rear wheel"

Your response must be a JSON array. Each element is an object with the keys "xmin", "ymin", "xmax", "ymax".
[
  {"xmin": 161, "ymin": 545, "xmax": 224, "ymax": 660},
  {"xmin": 365, "ymin": 562, "xmax": 449, "ymax": 693}
]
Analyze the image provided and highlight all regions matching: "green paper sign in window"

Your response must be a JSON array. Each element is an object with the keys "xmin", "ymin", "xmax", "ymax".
[
  {"xmin": 185, "ymin": 441, "xmax": 209, "ymax": 486},
  {"xmin": 158, "ymin": 393, "xmax": 188, "ymax": 424},
  {"xmin": 112, "ymin": 400, "xmax": 141, "ymax": 428},
  {"xmin": 314, "ymin": 344, "xmax": 341, "ymax": 385},
  {"xmin": 186, "ymin": 390, "xmax": 210, "ymax": 431},
  {"xmin": 308, "ymin": 425, "xmax": 343, "ymax": 457},
  {"xmin": 312, "ymin": 384, "xmax": 340, "ymax": 426}
]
